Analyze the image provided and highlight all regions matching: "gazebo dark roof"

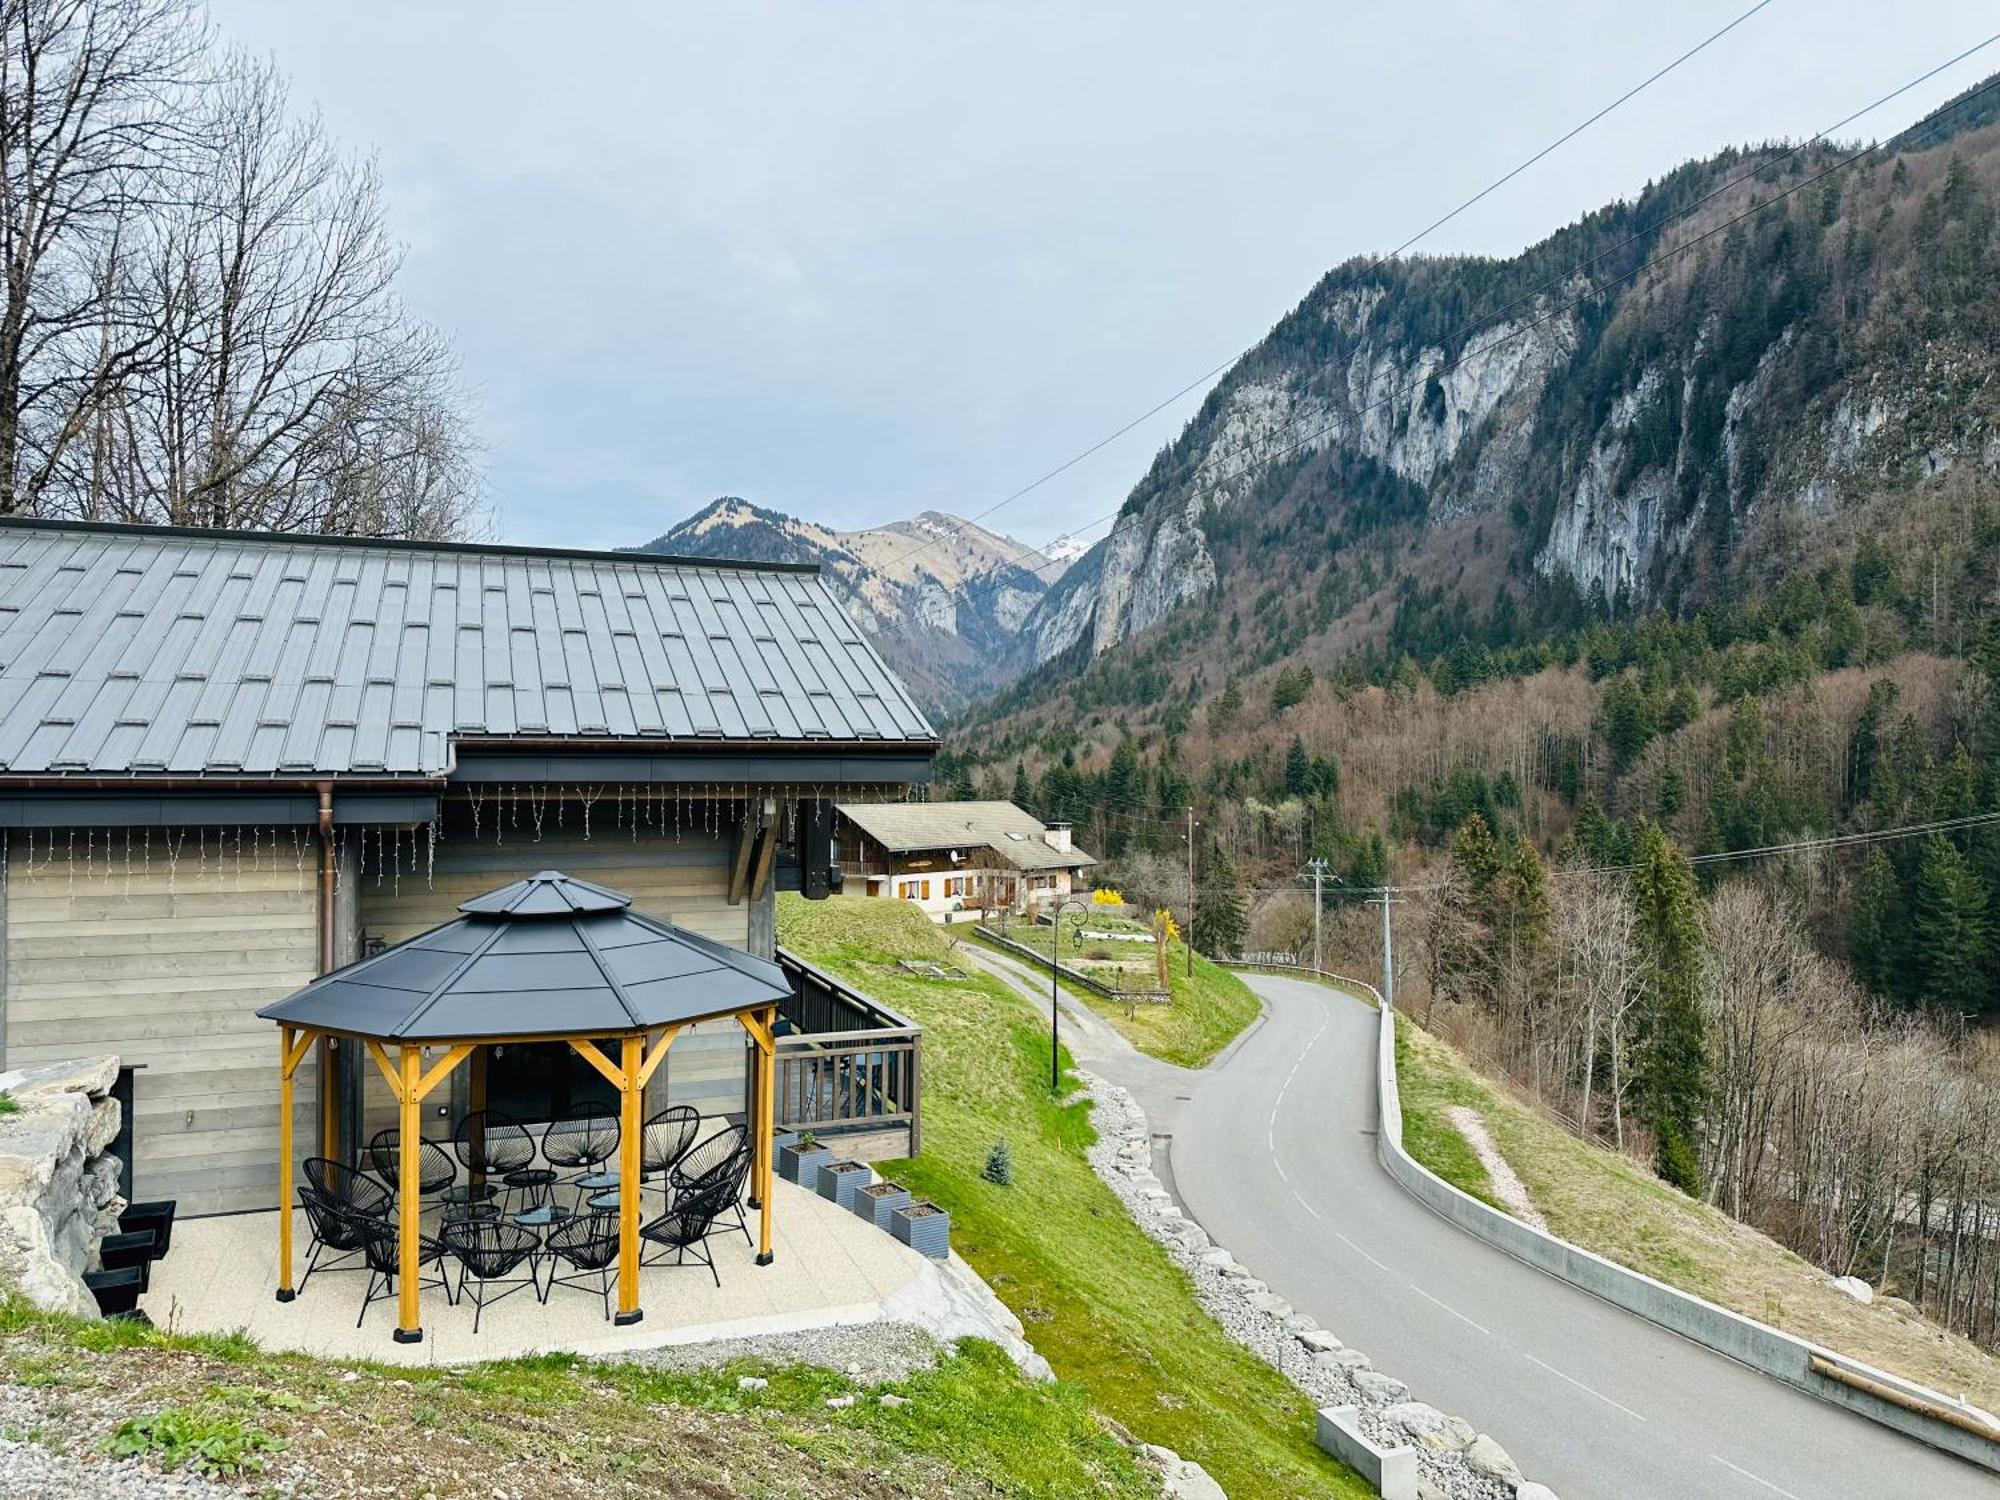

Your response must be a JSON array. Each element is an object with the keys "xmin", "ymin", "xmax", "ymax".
[{"xmin": 258, "ymin": 870, "xmax": 791, "ymax": 1042}]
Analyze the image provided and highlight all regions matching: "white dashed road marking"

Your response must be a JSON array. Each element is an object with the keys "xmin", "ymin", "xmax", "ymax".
[
  {"xmin": 1710, "ymin": 1455, "xmax": 1801, "ymax": 1498},
  {"xmin": 1523, "ymin": 1352, "xmax": 1649, "ymax": 1423}
]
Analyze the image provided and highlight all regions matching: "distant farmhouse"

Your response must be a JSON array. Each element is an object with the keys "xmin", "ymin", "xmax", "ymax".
[
  {"xmin": 0, "ymin": 518, "xmax": 937, "ymax": 1214},
  {"xmin": 833, "ymin": 800, "xmax": 1095, "ymax": 920}
]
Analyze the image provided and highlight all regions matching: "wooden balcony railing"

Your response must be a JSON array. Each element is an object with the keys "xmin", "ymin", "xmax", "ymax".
[{"xmin": 770, "ymin": 948, "xmax": 922, "ymax": 1157}]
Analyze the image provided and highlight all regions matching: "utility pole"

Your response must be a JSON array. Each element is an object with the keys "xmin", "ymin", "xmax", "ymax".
[
  {"xmin": 1184, "ymin": 806, "xmax": 1197, "ymax": 979},
  {"xmin": 1379, "ymin": 886, "xmax": 1395, "ymax": 1010},
  {"xmin": 1330, "ymin": 871, "xmax": 1400, "ymax": 1009},
  {"xmin": 1299, "ymin": 858, "xmax": 1329, "ymax": 972}
]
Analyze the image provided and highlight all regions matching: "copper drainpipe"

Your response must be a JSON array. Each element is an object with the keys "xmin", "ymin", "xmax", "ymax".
[
  {"xmin": 317, "ymin": 783, "xmax": 337, "ymax": 975},
  {"xmin": 316, "ymin": 783, "xmax": 339, "ymax": 1160}
]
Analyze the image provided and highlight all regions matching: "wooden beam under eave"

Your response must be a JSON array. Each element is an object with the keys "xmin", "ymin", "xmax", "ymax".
[
  {"xmin": 747, "ymin": 799, "xmax": 779, "ymax": 901},
  {"xmin": 727, "ymin": 803, "xmax": 757, "ymax": 905}
]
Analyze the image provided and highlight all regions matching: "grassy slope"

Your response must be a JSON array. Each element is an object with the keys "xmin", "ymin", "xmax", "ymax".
[
  {"xmin": 981, "ymin": 916, "xmax": 1259, "ymax": 1067},
  {"xmin": 0, "ymin": 1300, "xmax": 1148, "ymax": 1498},
  {"xmin": 1393, "ymin": 1015, "xmax": 2000, "ymax": 1414},
  {"xmin": 781, "ymin": 895, "xmax": 1368, "ymax": 1500}
]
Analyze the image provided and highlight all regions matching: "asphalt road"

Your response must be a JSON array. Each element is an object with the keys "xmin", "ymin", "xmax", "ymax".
[{"xmin": 964, "ymin": 945, "xmax": 1997, "ymax": 1500}]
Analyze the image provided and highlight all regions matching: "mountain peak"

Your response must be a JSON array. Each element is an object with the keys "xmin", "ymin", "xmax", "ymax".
[{"xmin": 634, "ymin": 497, "xmax": 1077, "ymax": 710}]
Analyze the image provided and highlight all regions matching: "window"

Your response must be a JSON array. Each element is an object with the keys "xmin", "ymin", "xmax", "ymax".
[{"xmin": 944, "ymin": 876, "xmax": 963, "ymax": 897}]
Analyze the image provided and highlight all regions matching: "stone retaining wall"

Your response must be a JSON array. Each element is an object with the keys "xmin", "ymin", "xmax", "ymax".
[{"xmin": 0, "ymin": 1055, "xmax": 124, "ymax": 1317}]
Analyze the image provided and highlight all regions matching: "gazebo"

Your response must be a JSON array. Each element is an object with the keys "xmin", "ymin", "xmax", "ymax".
[{"xmin": 257, "ymin": 870, "xmax": 792, "ymax": 1343}]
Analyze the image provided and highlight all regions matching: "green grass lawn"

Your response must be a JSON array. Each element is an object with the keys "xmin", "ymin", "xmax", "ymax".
[
  {"xmin": 1392, "ymin": 1012, "xmax": 2000, "ymax": 1415},
  {"xmin": 0, "ymin": 1297, "xmax": 1153, "ymax": 1498},
  {"xmin": 977, "ymin": 915, "xmax": 1259, "ymax": 1068},
  {"xmin": 781, "ymin": 894, "xmax": 1369, "ymax": 1500}
]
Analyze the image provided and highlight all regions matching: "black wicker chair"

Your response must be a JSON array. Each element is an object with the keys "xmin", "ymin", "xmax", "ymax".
[
  {"xmin": 366, "ymin": 1129, "xmax": 458, "ymax": 1202},
  {"xmin": 669, "ymin": 1124, "xmax": 752, "ymax": 1242},
  {"xmin": 347, "ymin": 1209, "xmax": 455, "ymax": 1329},
  {"xmin": 543, "ymin": 1211, "xmax": 622, "ymax": 1320},
  {"xmin": 452, "ymin": 1110, "xmax": 536, "ymax": 1214},
  {"xmin": 639, "ymin": 1105, "xmax": 701, "ymax": 1189},
  {"xmin": 667, "ymin": 1122, "xmax": 747, "ymax": 1197},
  {"xmin": 296, "ymin": 1158, "xmax": 390, "ymax": 1293},
  {"xmin": 639, "ymin": 1176, "xmax": 738, "ymax": 1286},
  {"xmin": 543, "ymin": 1103, "xmax": 619, "ymax": 1213},
  {"xmin": 441, "ymin": 1218, "xmax": 543, "ymax": 1333}
]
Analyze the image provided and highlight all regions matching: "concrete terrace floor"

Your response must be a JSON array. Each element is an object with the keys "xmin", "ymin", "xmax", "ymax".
[{"xmin": 140, "ymin": 1178, "xmax": 935, "ymax": 1366}]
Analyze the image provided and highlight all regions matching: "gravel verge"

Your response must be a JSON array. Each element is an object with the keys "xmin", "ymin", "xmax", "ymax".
[
  {"xmin": 613, "ymin": 1319, "xmax": 944, "ymax": 1385},
  {"xmin": 1446, "ymin": 1105, "xmax": 1549, "ymax": 1232},
  {"xmin": 1082, "ymin": 1070, "xmax": 1554, "ymax": 1500}
]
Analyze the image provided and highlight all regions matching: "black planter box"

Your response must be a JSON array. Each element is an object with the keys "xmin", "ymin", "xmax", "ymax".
[
  {"xmin": 889, "ymin": 1200, "xmax": 951, "ymax": 1259},
  {"xmin": 97, "ymin": 1230, "xmax": 158, "ymax": 1293},
  {"xmin": 853, "ymin": 1182, "xmax": 912, "ymax": 1231},
  {"xmin": 118, "ymin": 1200, "xmax": 177, "ymax": 1258},
  {"xmin": 85, "ymin": 1265, "xmax": 144, "ymax": 1317}
]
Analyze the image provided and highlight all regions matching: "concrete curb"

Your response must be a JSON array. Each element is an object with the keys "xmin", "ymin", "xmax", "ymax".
[{"xmin": 1345, "ymin": 978, "xmax": 2000, "ymax": 1477}]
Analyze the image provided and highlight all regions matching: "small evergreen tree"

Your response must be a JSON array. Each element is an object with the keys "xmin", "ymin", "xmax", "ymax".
[
  {"xmin": 1630, "ymin": 822, "xmax": 1707, "ymax": 1194},
  {"xmin": 981, "ymin": 1138, "xmax": 1015, "ymax": 1186},
  {"xmin": 1284, "ymin": 735, "xmax": 1310, "ymax": 798},
  {"xmin": 1913, "ymin": 834, "xmax": 1990, "ymax": 1015},
  {"xmin": 1191, "ymin": 835, "xmax": 1248, "ymax": 958},
  {"xmin": 1848, "ymin": 846, "xmax": 1908, "ymax": 1002},
  {"xmin": 1209, "ymin": 677, "xmax": 1243, "ymax": 735},
  {"xmin": 1011, "ymin": 759, "xmax": 1033, "ymax": 811}
]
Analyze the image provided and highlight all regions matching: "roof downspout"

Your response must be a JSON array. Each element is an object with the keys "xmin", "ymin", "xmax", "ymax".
[{"xmin": 318, "ymin": 783, "xmax": 337, "ymax": 976}]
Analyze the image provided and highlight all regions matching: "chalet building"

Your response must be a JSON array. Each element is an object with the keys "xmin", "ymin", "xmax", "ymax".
[
  {"xmin": 0, "ymin": 518, "xmax": 937, "ymax": 1214},
  {"xmin": 832, "ymin": 800, "xmax": 1095, "ymax": 921}
]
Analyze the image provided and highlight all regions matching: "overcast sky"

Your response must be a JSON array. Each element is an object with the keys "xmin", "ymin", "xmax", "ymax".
[{"xmin": 208, "ymin": 1, "xmax": 1996, "ymax": 555}]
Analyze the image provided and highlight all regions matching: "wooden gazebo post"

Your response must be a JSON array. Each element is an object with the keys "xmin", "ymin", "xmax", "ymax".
[
  {"xmin": 738, "ymin": 1004, "xmax": 779, "ymax": 1266},
  {"xmin": 274, "ymin": 1024, "xmax": 315, "ymax": 1302}
]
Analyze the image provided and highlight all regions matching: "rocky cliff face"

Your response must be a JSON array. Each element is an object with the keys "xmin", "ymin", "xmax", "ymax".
[
  {"xmin": 1018, "ymin": 79, "xmax": 2000, "ymax": 667},
  {"xmin": 636, "ymin": 497, "xmax": 1072, "ymax": 707}
]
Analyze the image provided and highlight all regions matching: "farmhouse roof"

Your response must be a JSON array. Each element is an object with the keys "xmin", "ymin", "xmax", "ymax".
[
  {"xmin": 0, "ymin": 518, "xmax": 936, "ymax": 779},
  {"xmin": 835, "ymin": 799, "xmax": 1096, "ymax": 871}
]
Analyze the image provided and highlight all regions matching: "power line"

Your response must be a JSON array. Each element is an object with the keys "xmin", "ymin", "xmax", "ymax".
[
  {"xmin": 865, "ymin": 0, "xmax": 1782, "ymax": 583},
  {"xmin": 1562, "ymin": 808, "xmax": 2000, "ymax": 879},
  {"xmin": 928, "ymin": 47, "xmax": 2000, "ymax": 632}
]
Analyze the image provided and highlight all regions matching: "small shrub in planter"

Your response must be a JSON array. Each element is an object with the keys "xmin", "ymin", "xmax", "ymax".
[
  {"xmin": 853, "ymin": 1180, "xmax": 912, "ymax": 1231},
  {"xmin": 819, "ymin": 1159, "xmax": 872, "ymax": 1211},
  {"xmin": 778, "ymin": 1134, "xmax": 832, "ymax": 1189},
  {"xmin": 889, "ymin": 1199, "xmax": 951, "ymax": 1259}
]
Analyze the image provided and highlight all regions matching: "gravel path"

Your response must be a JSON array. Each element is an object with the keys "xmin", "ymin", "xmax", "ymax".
[
  {"xmin": 1446, "ymin": 1104, "xmax": 1549, "ymax": 1232},
  {"xmin": 0, "ymin": 1434, "xmax": 239, "ymax": 1500},
  {"xmin": 613, "ymin": 1320, "xmax": 945, "ymax": 1384}
]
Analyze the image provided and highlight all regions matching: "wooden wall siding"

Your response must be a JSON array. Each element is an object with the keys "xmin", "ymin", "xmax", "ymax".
[
  {"xmin": 4, "ymin": 837, "xmax": 320, "ymax": 1216},
  {"xmin": 354, "ymin": 829, "xmax": 752, "ymax": 1140}
]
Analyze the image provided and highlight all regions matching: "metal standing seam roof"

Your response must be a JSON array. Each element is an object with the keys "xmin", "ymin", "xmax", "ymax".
[
  {"xmin": 835, "ymin": 799, "xmax": 1097, "ymax": 871},
  {"xmin": 0, "ymin": 519, "xmax": 938, "ymax": 779},
  {"xmin": 257, "ymin": 870, "xmax": 794, "ymax": 1041}
]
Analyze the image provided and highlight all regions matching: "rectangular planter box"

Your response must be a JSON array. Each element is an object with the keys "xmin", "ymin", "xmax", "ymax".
[
  {"xmin": 853, "ymin": 1182, "xmax": 912, "ymax": 1231},
  {"xmin": 778, "ymin": 1142, "xmax": 832, "ymax": 1188},
  {"xmin": 820, "ymin": 1160, "xmax": 874, "ymax": 1212},
  {"xmin": 889, "ymin": 1200, "xmax": 951, "ymax": 1259}
]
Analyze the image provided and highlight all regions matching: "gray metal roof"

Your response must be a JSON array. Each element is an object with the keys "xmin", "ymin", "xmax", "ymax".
[
  {"xmin": 0, "ymin": 519, "xmax": 937, "ymax": 779},
  {"xmin": 258, "ymin": 870, "xmax": 792, "ymax": 1040},
  {"xmin": 836, "ymin": 799, "xmax": 1097, "ymax": 871}
]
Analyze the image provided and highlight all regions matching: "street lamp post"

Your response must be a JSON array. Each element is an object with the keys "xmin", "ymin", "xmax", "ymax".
[{"xmin": 1050, "ymin": 898, "xmax": 1088, "ymax": 1092}]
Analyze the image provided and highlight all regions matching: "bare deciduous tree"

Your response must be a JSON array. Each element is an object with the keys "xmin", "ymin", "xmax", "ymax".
[
  {"xmin": 0, "ymin": 4, "xmax": 478, "ymax": 536},
  {"xmin": 0, "ymin": 0, "xmax": 203, "ymax": 514}
]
